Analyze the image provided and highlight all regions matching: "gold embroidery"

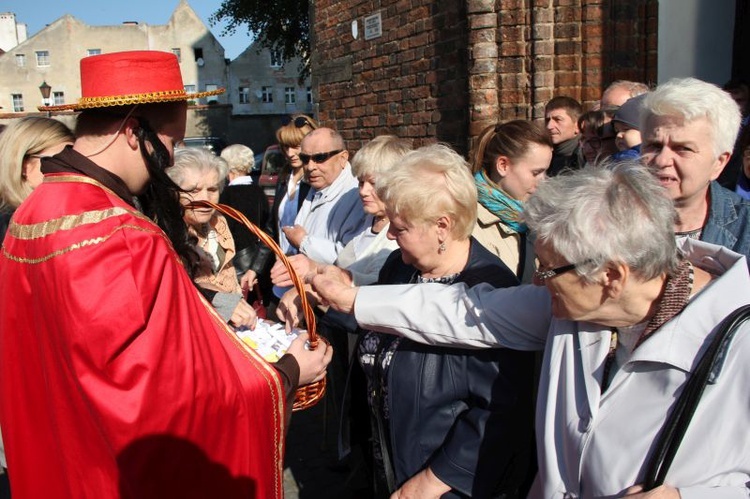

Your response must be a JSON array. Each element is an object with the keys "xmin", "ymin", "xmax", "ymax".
[
  {"xmin": 199, "ymin": 293, "xmax": 285, "ymax": 497},
  {"xmin": 10, "ymin": 207, "xmax": 136, "ymax": 240},
  {"xmin": 3, "ymin": 224, "xmax": 160, "ymax": 264}
]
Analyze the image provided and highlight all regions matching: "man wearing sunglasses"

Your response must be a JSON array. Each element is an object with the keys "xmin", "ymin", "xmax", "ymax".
[{"xmin": 282, "ymin": 127, "xmax": 367, "ymax": 264}]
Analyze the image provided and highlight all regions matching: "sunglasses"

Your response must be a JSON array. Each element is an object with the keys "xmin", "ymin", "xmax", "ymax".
[
  {"xmin": 281, "ymin": 115, "xmax": 316, "ymax": 129},
  {"xmin": 298, "ymin": 150, "xmax": 343, "ymax": 165}
]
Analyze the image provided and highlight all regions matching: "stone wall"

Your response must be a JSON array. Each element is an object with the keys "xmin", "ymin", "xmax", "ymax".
[{"xmin": 310, "ymin": 0, "xmax": 657, "ymax": 156}]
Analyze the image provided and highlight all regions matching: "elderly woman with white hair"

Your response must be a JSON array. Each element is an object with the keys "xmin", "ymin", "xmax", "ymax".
[
  {"xmin": 167, "ymin": 147, "xmax": 257, "ymax": 327},
  {"xmin": 310, "ymin": 161, "xmax": 750, "ymax": 498},
  {"xmin": 299, "ymin": 144, "xmax": 536, "ymax": 499},
  {"xmin": 219, "ymin": 144, "xmax": 272, "ymax": 298}
]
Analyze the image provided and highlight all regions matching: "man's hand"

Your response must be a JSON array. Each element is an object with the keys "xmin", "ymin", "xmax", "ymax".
[
  {"xmin": 390, "ymin": 467, "xmax": 451, "ymax": 499},
  {"xmin": 282, "ymin": 225, "xmax": 307, "ymax": 250},
  {"xmin": 285, "ymin": 332, "xmax": 333, "ymax": 385},
  {"xmin": 228, "ymin": 299, "xmax": 258, "ymax": 329},
  {"xmin": 623, "ymin": 484, "xmax": 681, "ymax": 498},
  {"xmin": 270, "ymin": 254, "xmax": 319, "ymax": 288},
  {"xmin": 309, "ymin": 274, "xmax": 358, "ymax": 314}
]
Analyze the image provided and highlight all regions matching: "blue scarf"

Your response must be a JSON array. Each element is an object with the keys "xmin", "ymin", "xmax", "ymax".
[{"xmin": 474, "ymin": 170, "xmax": 527, "ymax": 234}]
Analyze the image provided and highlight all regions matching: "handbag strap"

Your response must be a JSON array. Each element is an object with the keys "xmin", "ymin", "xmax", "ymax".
[{"xmin": 643, "ymin": 304, "xmax": 750, "ymax": 489}]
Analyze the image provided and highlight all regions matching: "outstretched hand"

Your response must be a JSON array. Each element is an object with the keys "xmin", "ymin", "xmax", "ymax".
[{"xmin": 309, "ymin": 273, "xmax": 358, "ymax": 314}]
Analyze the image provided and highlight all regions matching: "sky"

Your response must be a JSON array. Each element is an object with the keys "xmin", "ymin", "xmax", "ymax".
[{"xmin": 3, "ymin": 0, "xmax": 254, "ymax": 60}]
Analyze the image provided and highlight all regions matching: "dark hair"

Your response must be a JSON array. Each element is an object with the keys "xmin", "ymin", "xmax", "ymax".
[
  {"xmin": 577, "ymin": 110, "xmax": 607, "ymax": 134},
  {"xmin": 471, "ymin": 120, "xmax": 553, "ymax": 174},
  {"xmin": 545, "ymin": 96, "xmax": 583, "ymax": 122},
  {"xmin": 77, "ymin": 103, "xmax": 201, "ymax": 278}
]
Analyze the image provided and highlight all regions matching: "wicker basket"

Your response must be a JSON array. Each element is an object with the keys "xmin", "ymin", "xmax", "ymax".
[{"xmin": 189, "ymin": 200, "xmax": 326, "ymax": 411}]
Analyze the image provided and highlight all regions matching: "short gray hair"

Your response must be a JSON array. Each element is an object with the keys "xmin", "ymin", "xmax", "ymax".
[
  {"xmin": 641, "ymin": 77, "xmax": 742, "ymax": 157},
  {"xmin": 377, "ymin": 143, "xmax": 477, "ymax": 239},
  {"xmin": 220, "ymin": 144, "xmax": 254, "ymax": 175},
  {"xmin": 524, "ymin": 161, "xmax": 679, "ymax": 281},
  {"xmin": 168, "ymin": 147, "xmax": 229, "ymax": 192},
  {"xmin": 351, "ymin": 135, "xmax": 412, "ymax": 179}
]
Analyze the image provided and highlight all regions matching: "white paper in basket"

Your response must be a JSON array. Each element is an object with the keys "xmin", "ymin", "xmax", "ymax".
[{"xmin": 234, "ymin": 320, "xmax": 304, "ymax": 363}]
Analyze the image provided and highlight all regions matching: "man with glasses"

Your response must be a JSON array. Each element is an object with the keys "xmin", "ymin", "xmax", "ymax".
[{"xmin": 282, "ymin": 127, "xmax": 367, "ymax": 264}]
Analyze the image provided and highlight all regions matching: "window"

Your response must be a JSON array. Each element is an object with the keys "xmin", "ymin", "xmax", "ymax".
[
  {"xmin": 53, "ymin": 92, "xmax": 64, "ymax": 105},
  {"xmin": 36, "ymin": 50, "xmax": 49, "ymax": 67},
  {"xmin": 172, "ymin": 48, "xmax": 181, "ymax": 63},
  {"xmin": 193, "ymin": 48, "xmax": 203, "ymax": 61},
  {"xmin": 11, "ymin": 94, "xmax": 23, "ymax": 112},
  {"xmin": 15, "ymin": 54, "xmax": 25, "ymax": 67},
  {"xmin": 307, "ymin": 86, "xmax": 313, "ymax": 104},
  {"xmin": 284, "ymin": 87, "xmax": 296, "ymax": 105},
  {"xmin": 205, "ymin": 84, "xmax": 218, "ymax": 103},
  {"xmin": 261, "ymin": 86, "xmax": 273, "ymax": 103},
  {"xmin": 87, "ymin": 49, "xmax": 101, "ymax": 56},
  {"xmin": 239, "ymin": 86, "xmax": 250, "ymax": 104},
  {"xmin": 270, "ymin": 49, "xmax": 282, "ymax": 68},
  {"xmin": 184, "ymin": 84, "xmax": 196, "ymax": 93}
]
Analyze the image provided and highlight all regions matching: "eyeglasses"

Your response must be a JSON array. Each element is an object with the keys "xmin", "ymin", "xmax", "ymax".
[
  {"xmin": 281, "ymin": 115, "xmax": 316, "ymax": 129},
  {"xmin": 298, "ymin": 150, "xmax": 343, "ymax": 165},
  {"xmin": 533, "ymin": 263, "xmax": 579, "ymax": 282}
]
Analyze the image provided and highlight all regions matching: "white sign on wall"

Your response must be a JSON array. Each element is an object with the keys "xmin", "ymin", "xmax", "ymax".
[{"xmin": 364, "ymin": 12, "xmax": 382, "ymax": 41}]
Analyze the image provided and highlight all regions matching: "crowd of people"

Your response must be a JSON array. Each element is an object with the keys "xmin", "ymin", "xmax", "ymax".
[{"xmin": 0, "ymin": 48, "xmax": 748, "ymax": 499}]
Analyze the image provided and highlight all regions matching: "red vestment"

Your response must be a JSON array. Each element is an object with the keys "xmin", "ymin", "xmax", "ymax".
[{"xmin": 0, "ymin": 173, "xmax": 285, "ymax": 498}]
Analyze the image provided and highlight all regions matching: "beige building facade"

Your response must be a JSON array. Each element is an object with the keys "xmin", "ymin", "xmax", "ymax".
[{"xmin": 0, "ymin": 0, "xmax": 227, "ymax": 114}]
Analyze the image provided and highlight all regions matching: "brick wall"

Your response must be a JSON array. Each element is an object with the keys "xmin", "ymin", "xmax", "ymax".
[{"xmin": 310, "ymin": 0, "xmax": 657, "ymax": 157}]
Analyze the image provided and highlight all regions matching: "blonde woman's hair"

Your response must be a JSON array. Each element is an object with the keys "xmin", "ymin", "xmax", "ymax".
[
  {"xmin": 220, "ymin": 144, "xmax": 255, "ymax": 175},
  {"xmin": 0, "ymin": 117, "xmax": 74, "ymax": 210},
  {"xmin": 351, "ymin": 135, "xmax": 413, "ymax": 180},
  {"xmin": 377, "ymin": 143, "xmax": 477, "ymax": 239},
  {"xmin": 275, "ymin": 114, "xmax": 318, "ymax": 148}
]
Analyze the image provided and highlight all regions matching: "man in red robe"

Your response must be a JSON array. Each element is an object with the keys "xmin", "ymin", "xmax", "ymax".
[{"xmin": 0, "ymin": 51, "xmax": 331, "ymax": 498}]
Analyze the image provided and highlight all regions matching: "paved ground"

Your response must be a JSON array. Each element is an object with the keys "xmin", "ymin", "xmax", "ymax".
[{"xmin": 282, "ymin": 379, "xmax": 371, "ymax": 499}]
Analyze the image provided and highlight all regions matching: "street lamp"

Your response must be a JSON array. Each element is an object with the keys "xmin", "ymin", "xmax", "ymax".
[{"xmin": 39, "ymin": 81, "xmax": 51, "ymax": 116}]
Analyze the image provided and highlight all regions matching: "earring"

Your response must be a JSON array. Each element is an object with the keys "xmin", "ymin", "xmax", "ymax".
[{"xmin": 438, "ymin": 242, "xmax": 446, "ymax": 253}]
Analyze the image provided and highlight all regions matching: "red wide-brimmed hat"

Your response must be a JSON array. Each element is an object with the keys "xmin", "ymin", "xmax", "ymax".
[{"xmin": 39, "ymin": 50, "xmax": 224, "ymax": 112}]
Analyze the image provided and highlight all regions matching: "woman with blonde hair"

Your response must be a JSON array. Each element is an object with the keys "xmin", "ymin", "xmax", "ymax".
[
  {"xmin": 272, "ymin": 114, "xmax": 318, "ymax": 253},
  {"xmin": 284, "ymin": 144, "xmax": 536, "ymax": 498},
  {"xmin": 0, "ymin": 117, "xmax": 74, "ymax": 240}
]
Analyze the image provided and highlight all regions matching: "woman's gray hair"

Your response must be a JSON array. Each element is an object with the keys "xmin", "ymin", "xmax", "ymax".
[
  {"xmin": 220, "ymin": 144, "xmax": 254, "ymax": 175},
  {"xmin": 377, "ymin": 143, "xmax": 477, "ymax": 239},
  {"xmin": 167, "ymin": 147, "xmax": 229, "ymax": 192},
  {"xmin": 351, "ymin": 135, "xmax": 413, "ymax": 180},
  {"xmin": 524, "ymin": 161, "xmax": 679, "ymax": 281},
  {"xmin": 641, "ymin": 77, "xmax": 741, "ymax": 157}
]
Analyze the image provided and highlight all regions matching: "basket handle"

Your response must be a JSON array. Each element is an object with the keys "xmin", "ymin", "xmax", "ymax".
[{"xmin": 188, "ymin": 200, "xmax": 318, "ymax": 348}]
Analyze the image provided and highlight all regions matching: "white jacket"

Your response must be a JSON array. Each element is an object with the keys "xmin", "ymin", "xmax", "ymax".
[{"xmin": 354, "ymin": 239, "xmax": 750, "ymax": 498}]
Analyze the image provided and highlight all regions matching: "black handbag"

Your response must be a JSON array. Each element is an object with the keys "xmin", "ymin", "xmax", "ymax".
[{"xmin": 643, "ymin": 304, "xmax": 750, "ymax": 489}]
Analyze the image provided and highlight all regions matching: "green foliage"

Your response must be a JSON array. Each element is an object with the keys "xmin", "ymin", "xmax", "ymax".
[{"xmin": 211, "ymin": 0, "xmax": 310, "ymax": 81}]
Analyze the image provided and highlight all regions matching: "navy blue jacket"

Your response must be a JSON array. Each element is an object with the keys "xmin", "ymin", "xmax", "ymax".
[{"xmin": 373, "ymin": 239, "xmax": 535, "ymax": 498}]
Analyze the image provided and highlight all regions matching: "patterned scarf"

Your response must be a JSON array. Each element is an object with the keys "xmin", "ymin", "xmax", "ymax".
[
  {"xmin": 474, "ymin": 170, "xmax": 527, "ymax": 234},
  {"xmin": 636, "ymin": 257, "xmax": 694, "ymax": 348}
]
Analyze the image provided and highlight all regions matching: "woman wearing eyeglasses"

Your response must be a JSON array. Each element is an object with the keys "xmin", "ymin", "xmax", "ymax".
[
  {"xmin": 0, "ymin": 117, "xmax": 74, "ymax": 241},
  {"xmin": 471, "ymin": 120, "xmax": 553, "ymax": 283},
  {"xmin": 310, "ymin": 161, "xmax": 750, "ymax": 498},
  {"xmin": 271, "ymin": 114, "xmax": 318, "ymax": 255}
]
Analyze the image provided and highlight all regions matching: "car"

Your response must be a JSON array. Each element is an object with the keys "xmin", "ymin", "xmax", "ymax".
[
  {"xmin": 178, "ymin": 136, "xmax": 227, "ymax": 155},
  {"xmin": 258, "ymin": 145, "xmax": 285, "ymax": 204}
]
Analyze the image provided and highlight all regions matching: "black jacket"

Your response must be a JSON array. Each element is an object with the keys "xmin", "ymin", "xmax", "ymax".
[
  {"xmin": 218, "ymin": 182, "xmax": 272, "ymax": 277},
  {"xmin": 370, "ymin": 239, "xmax": 535, "ymax": 498}
]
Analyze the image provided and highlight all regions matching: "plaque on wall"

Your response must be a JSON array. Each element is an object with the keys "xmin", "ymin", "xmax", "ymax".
[{"xmin": 364, "ymin": 12, "xmax": 383, "ymax": 41}]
